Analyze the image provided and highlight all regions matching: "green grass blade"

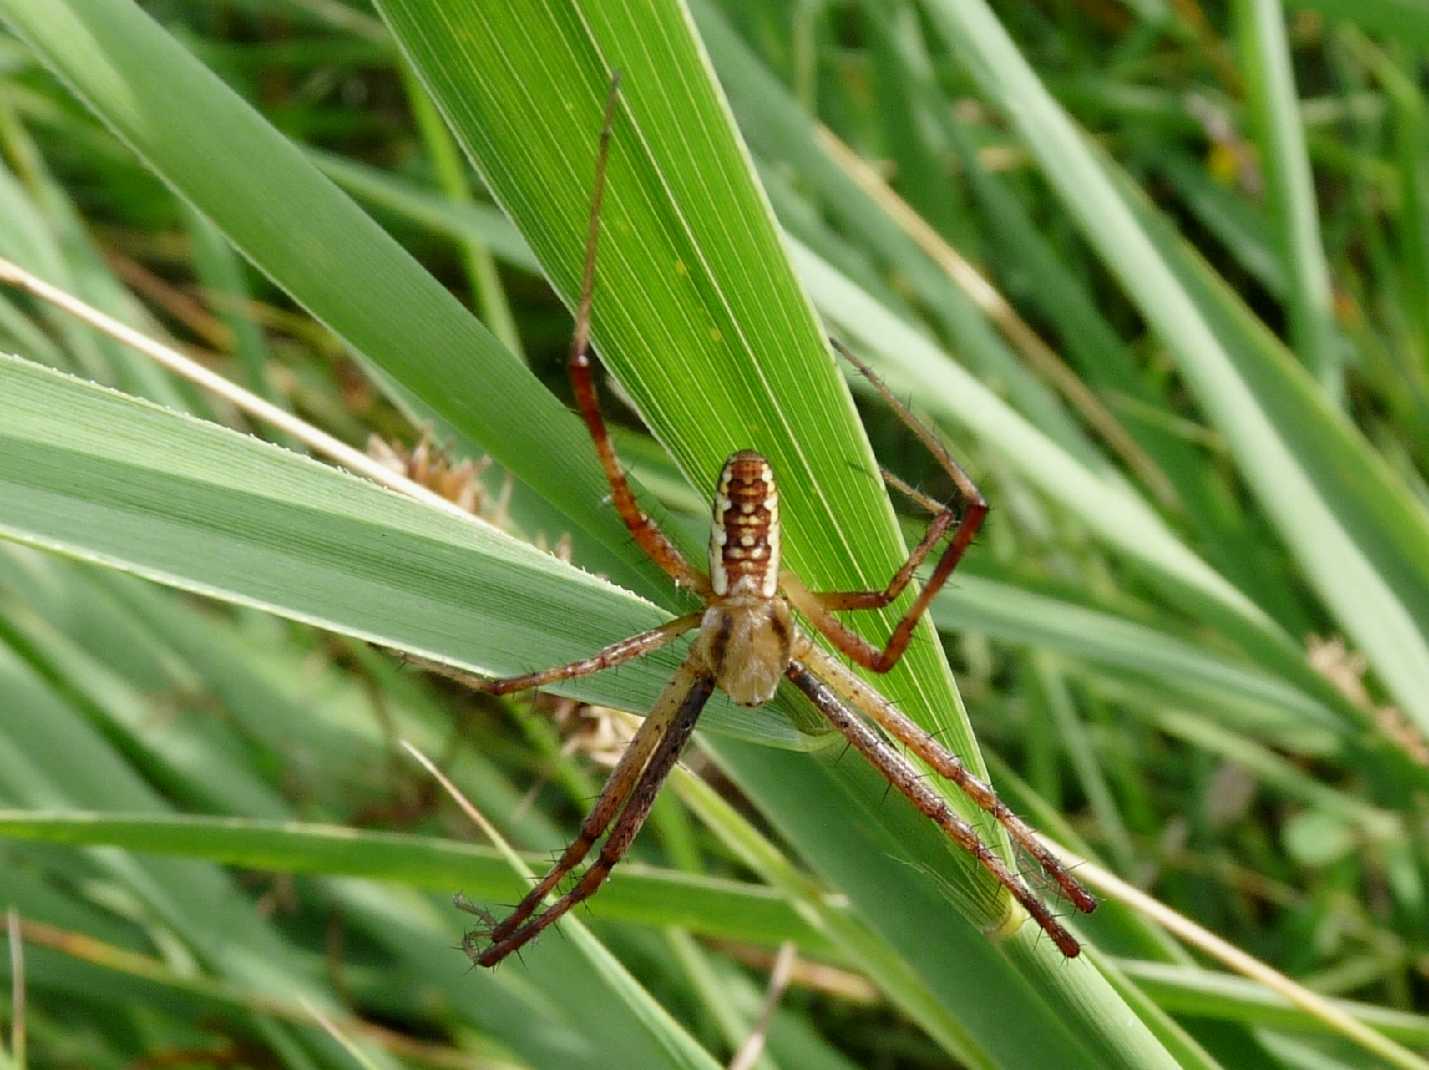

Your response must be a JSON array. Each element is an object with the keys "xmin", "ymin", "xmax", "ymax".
[
  {"xmin": 1233, "ymin": 0, "xmax": 1342, "ymax": 396},
  {"xmin": 670, "ymin": 767, "xmax": 990, "ymax": 1067},
  {"xmin": 398, "ymin": 62, "xmax": 526, "ymax": 361},
  {"xmin": 374, "ymin": 2, "xmax": 1182, "ymax": 1064},
  {"xmin": 375, "ymin": 0, "xmax": 981, "ymax": 910},
  {"xmin": 788, "ymin": 238, "xmax": 1324, "ymax": 692},
  {"xmin": 0, "ymin": 810, "xmax": 833, "ymax": 953},
  {"xmin": 0, "ymin": 0, "xmax": 680, "ymax": 600},
  {"xmin": 1285, "ymin": 0, "xmax": 1429, "ymax": 46},
  {"xmin": 0, "ymin": 352, "xmax": 795, "ymax": 746},
  {"xmin": 922, "ymin": 0, "xmax": 1429, "ymax": 735},
  {"xmin": 931, "ymin": 574, "xmax": 1351, "ymax": 748},
  {"xmin": 1118, "ymin": 960, "xmax": 1429, "ymax": 1047}
]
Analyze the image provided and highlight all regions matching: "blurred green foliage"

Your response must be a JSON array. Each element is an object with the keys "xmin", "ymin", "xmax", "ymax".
[{"xmin": 0, "ymin": 1, "xmax": 1426, "ymax": 1067}]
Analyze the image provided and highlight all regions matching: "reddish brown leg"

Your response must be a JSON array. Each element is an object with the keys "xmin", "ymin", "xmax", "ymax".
[
  {"xmin": 567, "ymin": 74, "xmax": 709, "ymax": 596},
  {"xmin": 786, "ymin": 661, "xmax": 1082, "ymax": 957},
  {"xmin": 782, "ymin": 338, "xmax": 985, "ymax": 673},
  {"xmin": 798, "ymin": 642, "xmax": 1096, "ymax": 916},
  {"xmin": 459, "ymin": 613, "xmax": 701, "ymax": 695},
  {"xmin": 470, "ymin": 663, "xmax": 715, "ymax": 966}
]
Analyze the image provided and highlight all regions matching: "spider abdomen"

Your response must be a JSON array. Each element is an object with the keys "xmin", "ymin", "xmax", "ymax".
[{"xmin": 709, "ymin": 450, "xmax": 780, "ymax": 598}]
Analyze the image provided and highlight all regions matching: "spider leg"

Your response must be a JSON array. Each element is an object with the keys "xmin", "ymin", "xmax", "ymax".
[
  {"xmin": 878, "ymin": 466, "xmax": 944, "ymax": 516},
  {"xmin": 459, "ymin": 612, "xmax": 701, "ymax": 695},
  {"xmin": 474, "ymin": 661, "xmax": 715, "ymax": 967},
  {"xmin": 567, "ymin": 74, "xmax": 711, "ymax": 596},
  {"xmin": 798, "ymin": 641, "xmax": 1097, "ymax": 916},
  {"xmin": 466, "ymin": 657, "xmax": 706, "ymax": 955},
  {"xmin": 780, "ymin": 338, "xmax": 985, "ymax": 674},
  {"xmin": 786, "ymin": 659, "xmax": 1083, "ymax": 958}
]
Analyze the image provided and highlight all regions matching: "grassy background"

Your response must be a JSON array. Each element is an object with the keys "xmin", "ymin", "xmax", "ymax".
[{"xmin": 0, "ymin": 0, "xmax": 1426, "ymax": 1066}]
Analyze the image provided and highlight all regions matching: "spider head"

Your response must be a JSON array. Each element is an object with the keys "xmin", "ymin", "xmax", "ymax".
[{"xmin": 708, "ymin": 450, "xmax": 780, "ymax": 598}]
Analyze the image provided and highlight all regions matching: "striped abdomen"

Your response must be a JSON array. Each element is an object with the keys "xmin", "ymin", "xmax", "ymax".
[{"xmin": 709, "ymin": 450, "xmax": 780, "ymax": 598}]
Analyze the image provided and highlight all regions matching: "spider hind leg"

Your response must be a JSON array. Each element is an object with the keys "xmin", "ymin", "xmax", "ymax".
[
  {"xmin": 466, "ymin": 660, "xmax": 714, "ymax": 967},
  {"xmin": 800, "ymin": 642, "xmax": 1097, "ymax": 917},
  {"xmin": 788, "ymin": 660, "xmax": 1086, "ymax": 958}
]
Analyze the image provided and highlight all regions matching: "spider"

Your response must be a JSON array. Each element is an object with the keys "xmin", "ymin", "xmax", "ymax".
[{"xmin": 457, "ymin": 75, "xmax": 1096, "ymax": 967}]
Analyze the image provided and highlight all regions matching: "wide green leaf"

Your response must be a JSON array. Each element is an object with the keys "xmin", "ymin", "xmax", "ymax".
[
  {"xmin": 373, "ymin": 2, "xmax": 1181, "ymax": 1065},
  {"xmin": 0, "ymin": 0, "xmax": 681, "ymax": 602},
  {"xmin": 0, "ymin": 352, "xmax": 795, "ymax": 746}
]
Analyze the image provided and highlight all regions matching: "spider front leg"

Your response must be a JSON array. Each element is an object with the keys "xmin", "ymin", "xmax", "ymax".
[
  {"xmin": 781, "ymin": 338, "xmax": 985, "ymax": 674},
  {"xmin": 466, "ymin": 656, "xmax": 714, "ymax": 967},
  {"xmin": 456, "ymin": 613, "xmax": 701, "ymax": 695},
  {"xmin": 786, "ymin": 660, "xmax": 1083, "ymax": 958},
  {"xmin": 566, "ymin": 73, "xmax": 710, "ymax": 596}
]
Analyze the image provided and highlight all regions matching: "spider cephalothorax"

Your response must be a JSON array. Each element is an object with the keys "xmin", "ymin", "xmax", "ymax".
[{"xmin": 456, "ymin": 75, "xmax": 1096, "ymax": 967}]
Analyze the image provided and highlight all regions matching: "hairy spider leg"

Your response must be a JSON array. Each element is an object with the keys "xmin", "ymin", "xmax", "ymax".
[
  {"xmin": 473, "ymin": 660, "xmax": 715, "ymax": 966},
  {"xmin": 786, "ymin": 661, "xmax": 1082, "ymax": 957},
  {"xmin": 566, "ymin": 73, "xmax": 710, "ymax": 595},
  {"xmin": 799, "ymin": 642, "xmax": 1097, "ymax": 915},
  {"xmin": 460, "ymin": 613, "xmax": 701, "ymax": 695},
  {"xmin": 469, "ymin": 656, "xmax": 709, "ymax": 959},
  {"xmin": 780, "ymin": 338, "xmax": 986, "ymax": 674}
]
